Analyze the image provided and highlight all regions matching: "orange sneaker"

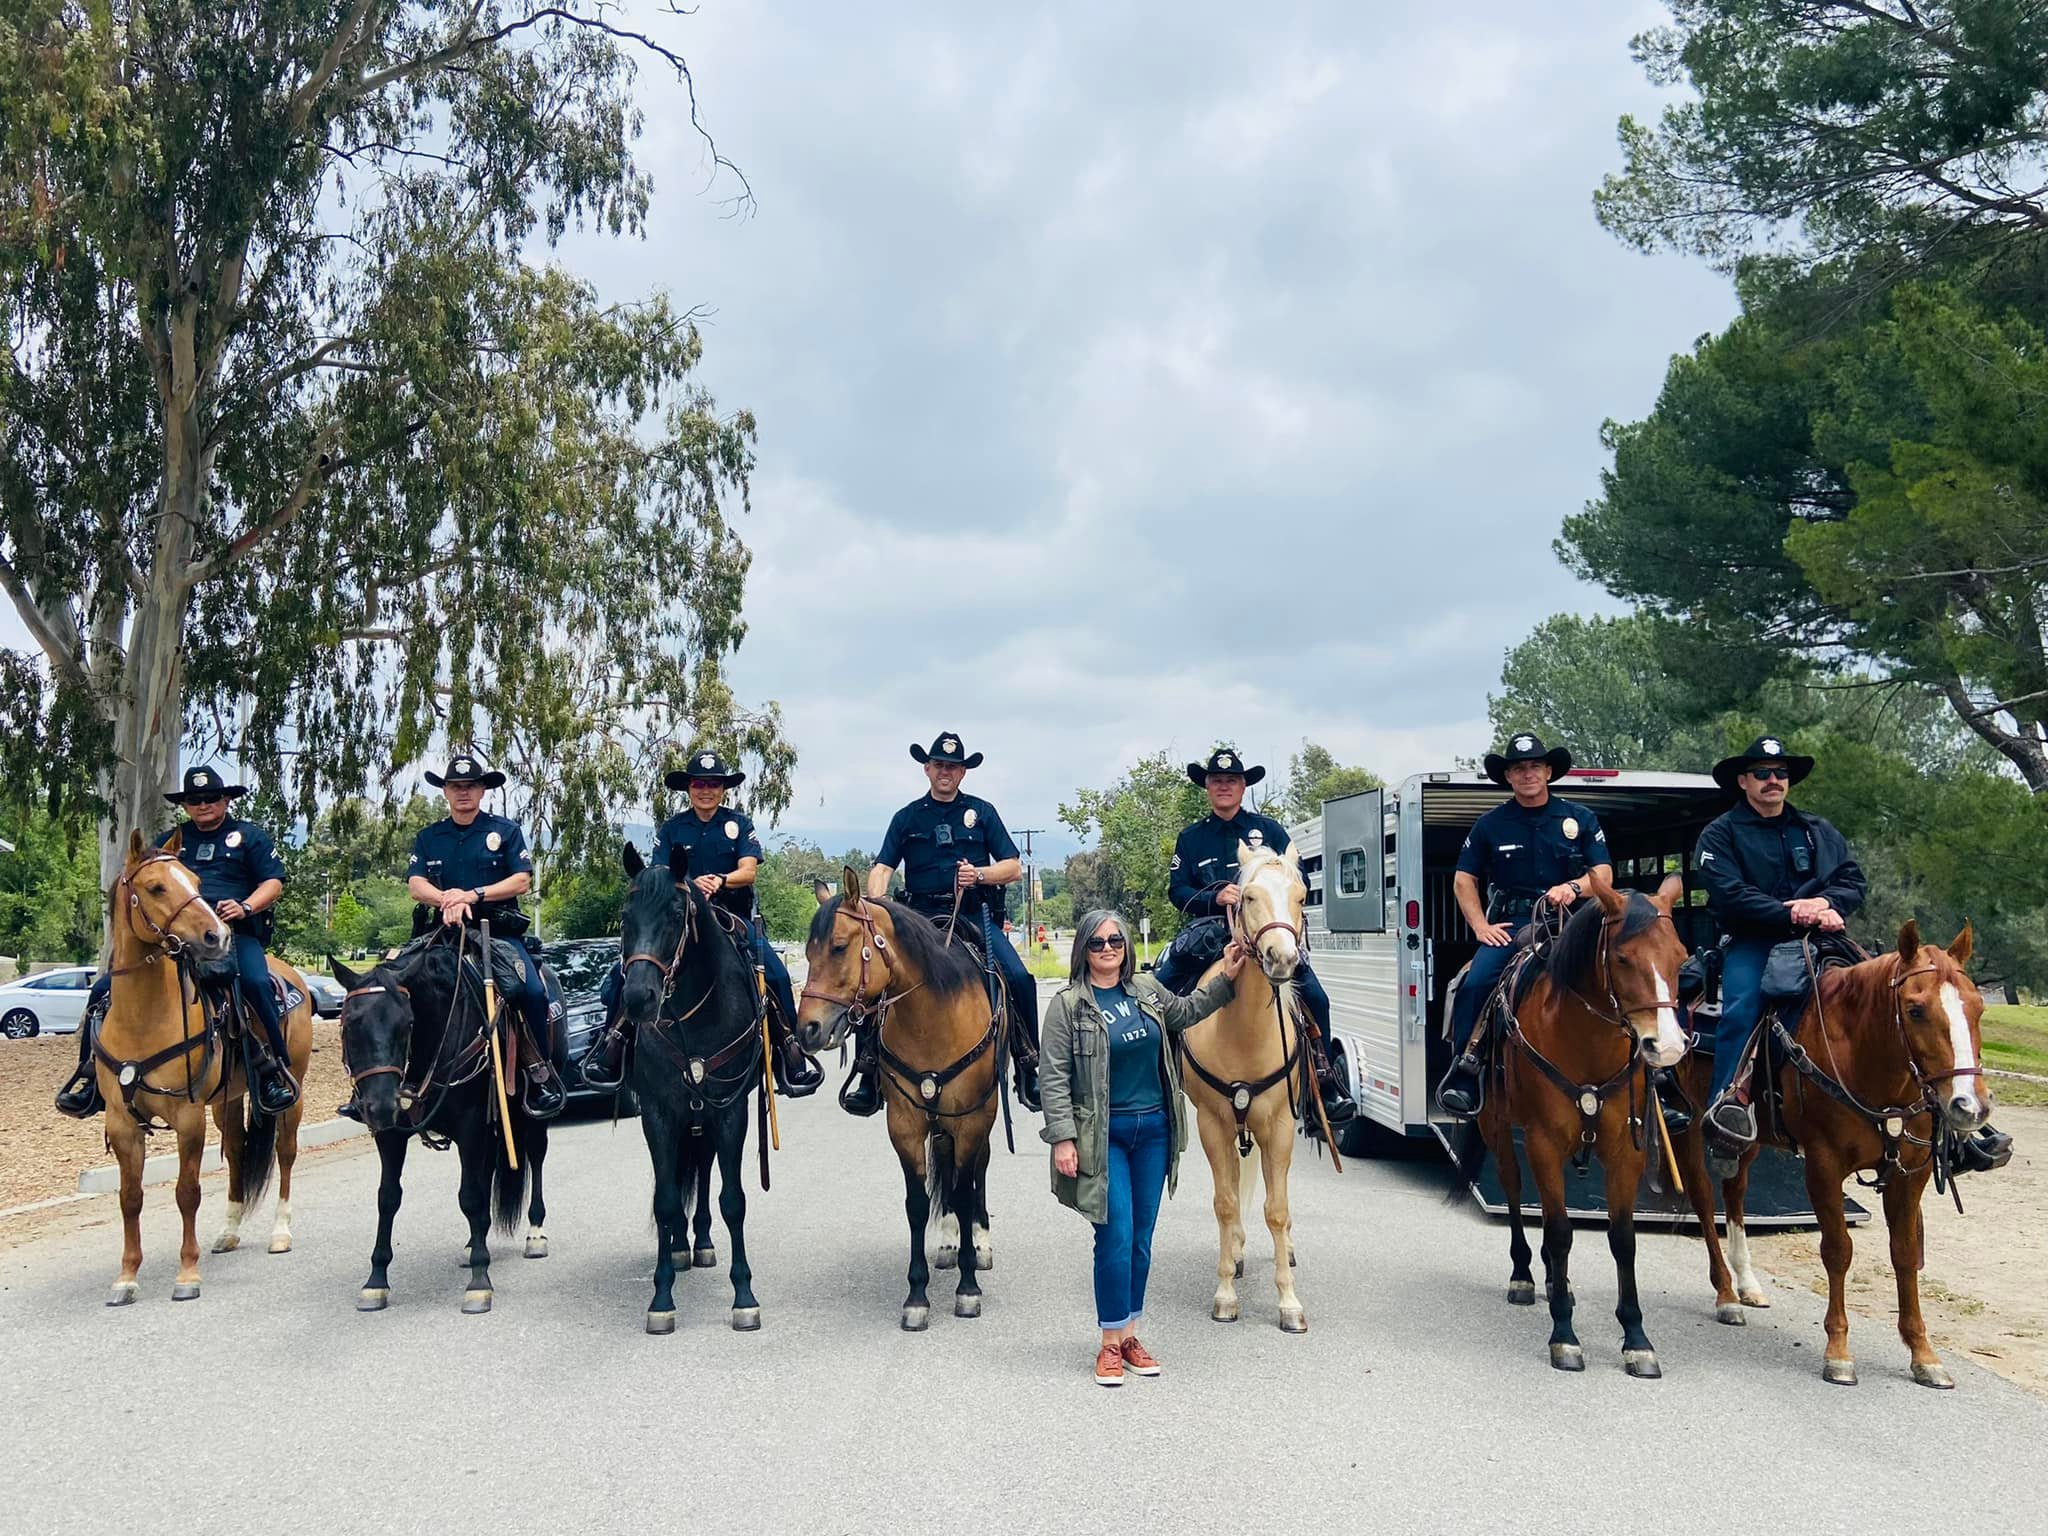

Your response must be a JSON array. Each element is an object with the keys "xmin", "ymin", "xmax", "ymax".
[
  {"xmin": 1120, "ymin": 1336, "xmax": 1162, "ymax": 1376},
  {"xmin": 1094, "ymin": 1343, "xmax": 1124, "ymax": 1387}
]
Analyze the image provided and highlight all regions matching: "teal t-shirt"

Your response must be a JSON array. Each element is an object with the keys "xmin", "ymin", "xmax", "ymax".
[{"xmin": 1095, "ymin": 985, "xmax": 1165, "ymax": 1114}]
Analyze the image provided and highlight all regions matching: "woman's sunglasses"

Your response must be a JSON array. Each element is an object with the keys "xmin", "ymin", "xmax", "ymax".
[
  {"xmin": 1748, "ymin": 766, "xmax": 1791, "ymax": 781},
  {"xmin": 1085, "ymin": 934, "xmax": 1127, "ymax": 953}
]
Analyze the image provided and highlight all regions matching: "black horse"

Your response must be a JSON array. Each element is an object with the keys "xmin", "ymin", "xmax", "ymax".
[
  {"xmin": 619, "ymin": 842, "xmax": 768, "ymax": 1335},
  {"xmin": 333, "ymin": 934, "xmax": 559, "ymax": 1315}
]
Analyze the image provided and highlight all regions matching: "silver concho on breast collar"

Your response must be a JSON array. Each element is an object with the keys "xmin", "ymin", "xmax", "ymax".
[
  {"xmin": 919, "ymin": 1076, "xmax": 939, "ymax": 1102},
  {"xmin": 1579, "ymin": 1090, "xmax": 1600, "ymax": 1117},
  {"xmin": 1232, "ymin": 1086, "xmax": 1252, "ymax": 1112}
]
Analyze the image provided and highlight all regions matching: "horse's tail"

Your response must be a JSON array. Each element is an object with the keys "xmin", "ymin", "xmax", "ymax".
[
  {"xmin": 925, "ymin": 1130, "xmax": 955, "ymax": 1220},
  {"xmin": 491, "ymin": 1118, "xmax": 531, "ymax": 1234},
  {"xmin": 1442, "ymin": 1116, "xmax": 1490, "ymax": 1207},
  {"xmin": 236, "ymin": 1095, "xmax": 279, "ymax": 1214}
]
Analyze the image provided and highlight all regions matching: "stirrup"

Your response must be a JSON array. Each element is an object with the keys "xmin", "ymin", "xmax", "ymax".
[
  {"xmin": 580, "ymin": 1031, "xmax": 629, "ymax": 1092},
  {"xmin": 839, "ymin": 1062, "xmax": 883, "ymax": 1117},
  {"xmin": 1956, "ymin": 1124, "xmax": 2014, "ymax": 1174},
  {"xmin": 1437, "ymin": 1053, "xmax": 1484, "ymax": 1118},
  {"xmin": 54, "ymin": 1062, "xmax": 103, "ymax": 1119},
  {"xmin": 1704, "ymin": 1094, "xmax": 1756, "ymax": 1150},
  {"xmin": 775, "ymin": 1042, "xmax": 824, "ymax": 1099},
  {"xmin": 521, "ymin": 1061, "xmax": 567, "ymax": 1120}
]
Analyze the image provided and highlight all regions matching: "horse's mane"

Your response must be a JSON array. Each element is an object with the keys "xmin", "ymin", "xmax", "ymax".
[
  {"xmin": 1817, "ymin": 945, "xmax": 1938, "ymax": 1014},
  {"xmin": 1545, "ymin": 891, "xmax": 1662, "ymax": 992},
  {"xmin": 809, "ymin": 895, "xmax": 983, "ymax": 997}
]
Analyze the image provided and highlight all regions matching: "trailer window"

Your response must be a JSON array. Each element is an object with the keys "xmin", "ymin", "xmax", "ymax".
[{"xmin": 1337, "ymin": 847, "xmax": 1373, "ymax": 898}]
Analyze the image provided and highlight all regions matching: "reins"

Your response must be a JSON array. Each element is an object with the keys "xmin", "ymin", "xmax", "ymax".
[{"xmin": 93, "ymin": 853, "xmax": 227, "ymax": 1117}]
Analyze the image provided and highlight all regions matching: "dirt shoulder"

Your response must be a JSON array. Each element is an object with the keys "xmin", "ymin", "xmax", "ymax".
[{"xmin": 1750, "ymin": 1102, "xmax": 2048, "ymax": 1399}]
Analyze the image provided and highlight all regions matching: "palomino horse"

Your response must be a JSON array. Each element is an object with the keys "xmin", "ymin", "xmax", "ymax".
[
  {"xmin": 95, "ymin": 830, "xmax": 313, "ymax": 1304},
  {"xmin": 1179, "ymin": 841, "xmax": 1321, "ymax": 1332},
  {"xmin": 1693, "ymin": 921, "xmax": 1992, "ymax": 1388},
  {"xmin": 1447, "ymin": 875, "xmax": 1691, "ymax": 1374},
  {"xmin": 798, "ymin": 868, "xmax": 1002, "ymax": 1330},
  {"xmin": 618, "ymin": 843, "xmax": 769, "ymax": 1335},
  {"xmin": 334, "ymin": 932, "xmax": 558, "ymax": 1314}
]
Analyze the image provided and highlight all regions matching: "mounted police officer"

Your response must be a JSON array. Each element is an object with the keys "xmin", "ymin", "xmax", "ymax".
[
  {"xmin": 1156, "ymin": 746, "xmax": 1356, "ymax": 1124},
  {"xmin": 845, "ymin": 732, "xmax": 1041, "ymax": 1115},
  {"xmin": 403, "ymin": 752, "xmax": 565, "ymax": 1118},
  {"xmin": 56, "ymin": 765, "xmax": 300, "ymax": 1118},
  {"xmin": 581, "ymin": 750, "xmax": 823, "ymax": 1097},
  {"xmin": 1437, "ymin": 733, "xmax": 1611, "ymax": 1118}
]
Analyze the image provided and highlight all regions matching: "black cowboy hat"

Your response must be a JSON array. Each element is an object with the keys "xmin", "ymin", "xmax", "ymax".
[
  {"xmin": 910, "ymin": 732, "xmax": 983, "ymax": 769},
  {"xmin": 1187, "ymin": 746, "xmax": 1266, "ymax": 787},
  {"xmin": 1482, "ymin": 732, "xmax": 1573, "ymax": 786},
  {"xmin": 664, "ymin": 748, "xmax": 746, "ymax": 791},
  {"xmin": 424, "ymin": 751, "xmax": 506, "ymax": 790},
  {"xmin": 1712, "ymin": 733, "xmax": 1815, "ymax": 792},
  {"xmin": 163, "ymin": 765, "xmax": 249, "ymax": 805}
]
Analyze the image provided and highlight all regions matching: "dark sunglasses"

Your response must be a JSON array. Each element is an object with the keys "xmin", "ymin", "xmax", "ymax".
[
  {"xmin": 1085, "ymin": 934, "xmax": 1127, "ymax": 953},
  {"xmin": 1748, "ymin": 766, "xmax": 1791, "ymax": 782},
  {"xmin": 185, "ymin": 796, "xmax": 226, "ymax": 807},
  {"xmin": 687, "ymin": 779, "xmax": 726, "ymax": 790}
]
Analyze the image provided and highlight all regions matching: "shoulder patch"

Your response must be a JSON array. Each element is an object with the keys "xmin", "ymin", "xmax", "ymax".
[{"xmin": 1171, "ymin": 853, "xmax": 1181, "ymax": 871}]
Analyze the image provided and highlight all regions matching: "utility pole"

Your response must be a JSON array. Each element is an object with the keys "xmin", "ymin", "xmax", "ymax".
[{"xmin": 1013, "ymin": 827, "xmax": 1044, "ymax": 950}]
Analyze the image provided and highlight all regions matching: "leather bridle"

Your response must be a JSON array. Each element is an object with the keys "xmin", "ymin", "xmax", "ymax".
[
  {"xmin": 106, "ymin": 852, "xmax": 217, "ymax": 978},
  {"xmin": 798, "ymin": 896, "xmax": 923, "ymax": 1036}
]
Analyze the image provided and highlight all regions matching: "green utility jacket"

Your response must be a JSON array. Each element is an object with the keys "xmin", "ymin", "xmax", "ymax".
[{"xmin": 1038, "ymin": 971, "xmax": 1236, "ymax": 1224}]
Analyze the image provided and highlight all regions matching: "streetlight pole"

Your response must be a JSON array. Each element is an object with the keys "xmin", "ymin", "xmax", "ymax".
[{"xmin": 1014, "ymin": 827, "xmax": 1044, "ymax": 950}]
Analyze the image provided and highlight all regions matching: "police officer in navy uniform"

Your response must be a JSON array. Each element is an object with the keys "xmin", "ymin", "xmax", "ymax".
[
  {"xmin": 404, "ymin": 752, "xmax": 566, "ymax": 1118},
  {"xmin": 56, "ymin": 765, "xmax": 300, "ymax": 1118},
  {"xmin": 1157, "ymin": 746, "xmax": 1356, "ymax": 1124},
  {"xmin": 847, "ymin": 732, "xmax": 1041, "ymax": 1115},
  {"xmin": 581, "ymin": 750, "xmax": 823, "ymax": 1097},
  {"xmin": 1437, "ymin": 733, "xmax": 1612, "ymax": 1117}
]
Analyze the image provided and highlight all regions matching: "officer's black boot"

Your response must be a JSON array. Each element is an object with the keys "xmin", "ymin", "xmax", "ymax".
[
  {"xmin": 581, "ymin": 1023, "xmax": 630, "ymax": 1092},
  {"xmin": 1306, "ymin": 1032, "xmax": 1356, "ymax": 1125},
  {"xmin": 1957, "ymin": 1123, "xmax": 2014, "ymax": 1174},
  {"xmin": 521, "ymin": 1047, "xmax": 567, "ymax": 1119},
  {"xmin": 1437, "ymin": 1051, "xmax": 1485, "ymax": 1119},
  {"xmin": 54, "ymin": 1003, "xmax": 106, "ymax": 1118},
  {"xmin": 1012, "ymin": 1053, "xmax": 1041, "ymax": 1113},
  {"xmin": 772, "ymin": 1020, "xmax": 824, "ymax": 1099},
  {"xmin": 1651, "ymin": 1066, "xmax": 1692, "ymax": 1138},
  {"xmin": 242, "ymin": 1012, "xmax": 300, "ymax": 1117},
  {"xmin": 839, "ymin": 1023, "xmax": 884, "ymax": 1117}
]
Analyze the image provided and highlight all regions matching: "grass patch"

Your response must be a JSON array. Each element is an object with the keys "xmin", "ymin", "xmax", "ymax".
[{"xmin": 1980, "ymin": 1005, "xmax": 2048, "ymax": 1106}]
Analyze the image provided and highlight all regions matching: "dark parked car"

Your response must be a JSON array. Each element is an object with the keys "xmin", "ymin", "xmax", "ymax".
[{"xmin": 545, "ymin": 937, "xmax": 635, "ymax": 1111}]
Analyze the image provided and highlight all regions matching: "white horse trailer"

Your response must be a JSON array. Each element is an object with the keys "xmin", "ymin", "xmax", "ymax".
[{"xmin": 1289, "ymin": 769, "xmax": 1843, "ymax": 1225}]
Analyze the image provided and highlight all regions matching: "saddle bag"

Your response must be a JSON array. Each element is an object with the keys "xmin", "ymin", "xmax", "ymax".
[{"xmin": 1760, "ymin": 941, "xmax": 1813, "ymax": 1002}]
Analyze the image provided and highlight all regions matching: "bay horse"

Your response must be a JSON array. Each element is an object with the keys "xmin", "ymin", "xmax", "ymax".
[
  {"xmin": 95, "ymin": 830, "xmax": 313, "ymax": 1305},
  {"xmin": 1692, "ymin": 921, "xmax": 1992, "ymax": 1388},
  {"xmin": 333, "ymin": 930, "xmax": 557, "ymax": 1314},
  {"xmin": 797, "ymin": 867, "xmax": 1001, "ymax": 1331},
  {"xmin": 1179, "ymin": 842, "xmax": 1320, "ymax": 1332},
  {"xmin": 1447, "ymin": 874, "xmax": 1691, "ymax": 1375},
  {"xmin": 618, "ymin": 842, "xmax": 769, "ymax": 1335}
]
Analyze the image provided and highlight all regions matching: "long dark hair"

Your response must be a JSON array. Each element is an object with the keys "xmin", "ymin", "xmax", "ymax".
[{"xmin": 1068, "ymin": 909, "xmax": 1133, "ymax": 985}]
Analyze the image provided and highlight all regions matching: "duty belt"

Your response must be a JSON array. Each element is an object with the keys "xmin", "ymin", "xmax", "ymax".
[{"xmin": 1489, "ymin": 895, "xmax": 1539, "ymax": 924}]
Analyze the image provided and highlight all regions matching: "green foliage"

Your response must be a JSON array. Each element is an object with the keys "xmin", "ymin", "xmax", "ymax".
[
  {"xmin": 1059, "ymin": 751, "xmax": 1207, "ymax": 940},
  {"xmin": 539, "ymin": 860, "xmax": 629, "ymax": 942},
  {"xmin": 0, "ymin": 807, "xmax": 102, "ymax": 964},
  {"xmin": 1490, "ymin": 614, "xmax": 1729, "ymax": 769},
  {"xmin": 1035, "ymin": 891, "xmax": 1073, "ymax": 929},
  {"xmin": 1599, "ymin": 3, "xmax": 2048, "ymax": 267},
  {"xmin": 1270, "ymin": 741, "xmax": 1384, "ymax": 824},
  {"xmin": 272, "ymin": 795, "xmax": 438, "ymax": 959}
]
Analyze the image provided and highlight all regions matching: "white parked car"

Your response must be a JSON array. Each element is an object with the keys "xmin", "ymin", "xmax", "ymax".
[{"xmin": 0, "ymin": 966, "xmax": 98, "ymax": 1038}]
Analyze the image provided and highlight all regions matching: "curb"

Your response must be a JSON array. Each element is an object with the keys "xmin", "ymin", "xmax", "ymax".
[{"xmin": 75, "ymin": 1116, "xmax": 369, "ymax": 1195}]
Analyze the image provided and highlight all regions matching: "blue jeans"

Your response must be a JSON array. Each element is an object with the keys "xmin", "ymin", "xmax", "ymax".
[
  {"xmin": 1092, "ymin": 1108, "xmax": 1171, "ymax": 1330},
  {"xmin": 1712, "ymin": 937, "xmax": 1773, "ymax": 1099},
  {"xmin": 1451, "ymin": 930, "xmax": 1527, "ymax": 1050}
]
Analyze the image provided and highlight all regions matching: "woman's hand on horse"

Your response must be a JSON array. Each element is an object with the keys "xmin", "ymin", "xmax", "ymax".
[
  {"xmin": 1478, "ymin": 922, "xmax": 1515, "ymax": 947},
  {"xmin": 1222, "ymin": 941, "xmax": 1249, "ymax": 981},
  {"xmin": 1053, "ymin": 1140, "xmax": 1078, "ymax": 1177}
]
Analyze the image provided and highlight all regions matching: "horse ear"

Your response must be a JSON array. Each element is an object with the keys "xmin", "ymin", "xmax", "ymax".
[
  {"xmin": 126, "ymin": 828, "xmax": 145, "ymax": 861},
  {"xmin": 1588, "ymin": 869, "xmax": 1625, "ymax": 916},
  {"xmin": 623, "ymin": 842, "xmax": 644, "ymax": 878},
  {"xmin": 1897, "ymin": 920, "xmax": 1922, "ymax": 961},
  {"xmin": 1947, "ymin": 921, "xmax": 1974, "ymax": 966},
  {"xmin": 841, "ymin": 864, "xmax": 862, "ymax": 905},
  {"xmin": 161, "ymin": 827, "xmax": 183, "ymax": 856},
  {"xmin": 667, "ymin": 843, "xmax": 690, "ymax": 882},
  {"xmin": 330, "ymin": 958, "xmax": 361, "ymax": 990},
  {"xmin": 1283, "ymin": 843, "xmax": 1300, "ymax": 871},
  {"xmin": 1237, "ymin": 839, "xmax": 1256, "ymax": 871},
  {"xmin": 1652, "ymin": 874, "xmax": 1684, "ymax": 915}
]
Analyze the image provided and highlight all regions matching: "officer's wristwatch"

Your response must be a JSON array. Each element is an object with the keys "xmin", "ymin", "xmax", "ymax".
[{"xmin": 1568, "ymin": 880, "xmax": 1583, "ymax": 898}]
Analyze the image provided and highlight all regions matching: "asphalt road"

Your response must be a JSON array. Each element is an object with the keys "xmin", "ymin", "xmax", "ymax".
[{"xmin": 6, "ymin": 1073, "xmax": 2045, "ymax": 1535}]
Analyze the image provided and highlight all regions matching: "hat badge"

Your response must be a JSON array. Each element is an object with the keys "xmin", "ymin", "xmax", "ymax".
[
  {"xmin": 1761, "ymin": 738, "xmax": 1784, "ymax": 757},
  {"xmin": 455, "ymin": 758, "xmax": 473, "ymax": 774},
  {"xmin": 942, "ymin": 738, "xmax": 958, "ymax": 754},
  {"xmin": 1218, "ymin": 753, "xmax": 1235, "ymax": 769},
  {"xmin": 194, "ymin": 772, "xmax": 210, "ymax": 786},
  {"xmin": 1514, "ymin": 736, "xmax": 1534, "ymax": 751},
  {"xmin": 700, "ymin": 753, "xmax": 715, "ymax": 769}
]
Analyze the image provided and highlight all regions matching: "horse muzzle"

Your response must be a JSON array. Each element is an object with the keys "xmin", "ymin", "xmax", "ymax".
[
  {"xmin": 1945, "ymin": 1084, "xmax": 1992, "ymax": 1133},
  {"xmin": 796, "ymin": 1008, "xmax": 848, "ymax": 1054}
]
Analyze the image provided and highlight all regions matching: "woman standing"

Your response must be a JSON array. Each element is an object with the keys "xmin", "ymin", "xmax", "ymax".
[{"xmin": 1040, "ymin": 908, "xmax": 1246, "ymax": 1386}]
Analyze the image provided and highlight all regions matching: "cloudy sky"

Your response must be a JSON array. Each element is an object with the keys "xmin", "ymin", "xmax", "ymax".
[{"xmin": 10, "ymin": 1, "xmax": 1736, "ymax": 858}]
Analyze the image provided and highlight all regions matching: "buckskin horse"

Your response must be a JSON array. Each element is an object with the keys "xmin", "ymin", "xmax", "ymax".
[
  {"xmin": 798, "ymin": 868, "xmax": 1002, "ymax": 1330},
  {"xmin": 333, "ymin": 931, "xmax": 558, "ymax": 1315},
  {"xmin": 1178, "ymin": 842, "xmax": 1329, "ymax": 1332},
  {"xmin": 94, "ymin": 830, "xmax": 313, "ymax": 1304},
  {"xmin": 1692, "ymin": 921, "xmax": 1993, "ymax": 1388},
  {"xmin": 1447, "ymin": 874, "xmax": 1691, "ymax": 1375},
  {"xmin": 617, "ymin": 843, "xmax": 771, "ymax": 1335}
]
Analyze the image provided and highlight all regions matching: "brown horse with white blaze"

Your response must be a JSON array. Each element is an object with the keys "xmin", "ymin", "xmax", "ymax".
[
  {"xmin": 797, "ymin": 868, "xmax": 1002, "ymax": 1331},
  {"xmin": 95, "ymin": 830, "xmax": 313, "ymax": 1305}
]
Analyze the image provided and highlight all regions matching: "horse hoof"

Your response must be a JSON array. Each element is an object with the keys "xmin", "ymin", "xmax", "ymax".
[
  {"xmin": 731, "ymin": 1307, "xmax": 762, "ymax": 1332},
  {"xmin": 1716, "ymin": 1302, "xmax": 1746, "ymax": 1326},
  {"xmin": 1507, "ymin": 1280, "xmax": 1536, "ymax": 1305},
  {"xmin": 692, "ymin": 1245, "xmax": 716, "ymax": 1269},
  {"xmin": 955, "ymin": 1293, "xmax": 982, "ymax": 1319},
  {"xmin": 1739, "ymin": 1289, "xmax": 1770, "ymax": 1309},
  {"xmin": 211, "ymin": 1233, "xmax": 240, "ymax": 1254},
  {"xmin": 1211, "ymin": 1301, "xmax": 1239, "ymax": 1323},
  {"xmin": 525, "ymin": 1233, "xmax": 549, "ymax": 1259},
  {"xmin": 267, "ymin": 1233, "xmax": 292, "ymax": 1255},
  {"xmin": 1233, "ymin": 1258, "xmax": 1244, "ymax": 1278},
  {"xmin": 1549, "ymin": 1343, "xmax": 1586, "ymax": 1372},
  {"xmin": 171, "ymin": 1281, "xmax": 201, "ymax": 1302},
  {"xmin": 1278, "ymin": 1307, "xmax": 1308, "ymax": 1334},
  {"xmin": 1912, "ymin": 1361, "xmax": 1955, "ymax": 1390},
  {"xmin": 646, "ymin": 1310, "xmax": 676, "ymax": 1336},
  {"xmin": 461, "ymin": 1289, "xmax": 493, "ymax": 1315},
  {"xmin": 901, "ymin": 1306, "xmax": 930, "ymax": 1332},
  {"xmin": 1624, "ymin": 1349, "xmax": 1662, "ymax": 1379},
  {"xmin": 357, "ymin": 1288, "xmax": 389, "ymax": 1311},
  {"xmin": 1822, "ymin": 1358, "xmax": 1858, "ymax": 1386},
  {"xmin": 106, "ymin": 1282, "xmax": 138, "ymax": 1308},
  {"xmin": 932, "ymin": 1249, "xmax": 958, "ymax": 1272}
]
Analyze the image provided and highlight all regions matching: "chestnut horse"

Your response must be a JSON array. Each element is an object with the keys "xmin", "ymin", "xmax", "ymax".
[
  {"xmin": 1448, "ymin": 875, "xmax": 1691, "ymax": 1374},
  {"xmin": 94, "ymin": 830, "xmax": 313, "ymax": 1305},
  {"xmin": 797, "ymin": 868, "xmax": 1001, "ymax": 1331},
  {"xmin": 1693, "ymin": 921, "xmax": 1992, "ymax": 1388},
  {"xmin": 1179, "ymin": 842, "xmax": 1318, "ymax": 1332}
]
